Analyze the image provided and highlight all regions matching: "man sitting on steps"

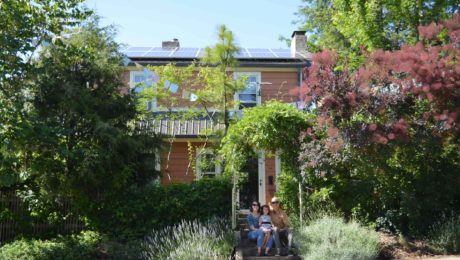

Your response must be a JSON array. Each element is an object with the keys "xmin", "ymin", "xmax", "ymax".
[{"xmin": 270, "ymin": 197, "xmax": 293, "ymax": 256}]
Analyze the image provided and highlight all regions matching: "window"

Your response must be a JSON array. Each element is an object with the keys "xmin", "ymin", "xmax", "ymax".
[
  {"xmin": 234, "ymin": 72, "xmax": 261, "ymax": 109},
  {"xmin": 196, "ymin": 149, "xmax": 222, "ymax": 178},
  {"xmin": 130, "ymin": 70, "xmax": 156, "ymax": 110}
]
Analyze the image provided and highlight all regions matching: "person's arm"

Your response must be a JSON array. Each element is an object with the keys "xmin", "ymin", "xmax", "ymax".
[{"xmin": 282, "ymin": 212, "xmax": 289, "ymax": 228}]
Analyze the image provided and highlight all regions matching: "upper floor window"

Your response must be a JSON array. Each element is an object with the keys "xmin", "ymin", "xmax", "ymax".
[
  {"xmin": 130, "ymin": 70, "xmax": 156, "ymax": 110},
  {"xmin": 196, "ymin": 149, "xmax": 222, "ymax": 179},
  {"xmin": 234, "ymin": 72, "xmax": 261, "ymax": 109}
]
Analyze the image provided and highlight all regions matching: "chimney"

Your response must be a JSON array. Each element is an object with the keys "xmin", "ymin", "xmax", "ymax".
[
  {"xmin": 162, "ymin": 38, "xmax": 180, "ymax": 49},
  {"xmin": 291, "ymin": 31, "xmax": 307, "ymax": 57}
]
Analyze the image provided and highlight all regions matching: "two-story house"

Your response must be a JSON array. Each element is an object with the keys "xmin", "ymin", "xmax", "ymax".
[{"xmin": 121, "ymin": 31, "xmax": 309, "ymax": 209}]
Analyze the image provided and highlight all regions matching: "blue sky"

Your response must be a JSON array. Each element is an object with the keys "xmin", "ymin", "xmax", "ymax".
[{"xmin": 85, "ymin": 0, "xmax": 303, "ymax": 49}]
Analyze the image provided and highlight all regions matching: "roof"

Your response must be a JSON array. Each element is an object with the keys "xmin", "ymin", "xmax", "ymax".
[
  {"xmin": 137, "ymin": 113, "xmax": 225, "ymax": 137},
  {"xmin": 121, "ymin": 47, "xmax": 310, "ymax": 60}
]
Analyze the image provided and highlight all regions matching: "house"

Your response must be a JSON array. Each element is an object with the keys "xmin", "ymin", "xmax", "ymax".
[{"xmin": 121, "ymin": 31, "xmax": 310, "ymax": 209}]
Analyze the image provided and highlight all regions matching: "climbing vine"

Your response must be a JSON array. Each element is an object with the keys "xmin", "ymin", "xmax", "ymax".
[{"xmin": 220, "ymin": 101, "xmax": 315, "ymax": 179}]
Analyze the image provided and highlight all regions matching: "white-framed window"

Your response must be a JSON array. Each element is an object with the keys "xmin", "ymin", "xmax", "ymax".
[
  {"xmin": 234, "ymin": 72, "xmax": 261, "ymax": 109},
  {"xmin": 130, "ymin": 70, "xmax": 156, "ymax": 110},
  {"xmin": 196, "ymin": 149, "xmax": 222, "ymax": 179}
]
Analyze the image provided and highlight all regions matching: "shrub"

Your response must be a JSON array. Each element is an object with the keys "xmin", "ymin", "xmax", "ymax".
[
  {"xmin": 0, "ymin": 231, "xmax": 101, "ymax": 260},
  {"xmin": 90, "ymin": 177, "xmax": 232, "ymax": 240},
  {"xmin": 142, "ymin": 217, "xmax": 235, "ymax": 260},
  {"xmin": 429, "ymin": 214, "xmax": 460, "ymax": 253},
  {"xmin": 297, "ymin": 216, "xmax": 379, "ymax": 260}
]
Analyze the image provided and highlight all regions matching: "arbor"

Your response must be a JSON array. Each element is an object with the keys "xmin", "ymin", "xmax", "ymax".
[{"xmin": 297, "ymin": 15, "xmax": 460, "ymax": 234}]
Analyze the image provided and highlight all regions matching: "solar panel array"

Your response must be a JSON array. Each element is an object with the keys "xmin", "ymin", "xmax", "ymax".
[{"xmin": 121, "ymin": 47, "xmax": 303, "ymax": 59}]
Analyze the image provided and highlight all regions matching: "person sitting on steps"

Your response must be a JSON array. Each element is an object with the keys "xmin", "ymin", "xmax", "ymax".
[
  {"xmin": 270, "ymin": 196, "xmax": 294, "ymax": 256},
  {"xmin": 246, "ymin": 201, "xmax": 274, "ymax": 256}
]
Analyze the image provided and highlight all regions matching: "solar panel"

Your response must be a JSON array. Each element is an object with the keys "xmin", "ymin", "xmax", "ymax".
[
  {"xmin": 247, "ymin": 48, "xmax": 271, "ymax": 52},
  {"xmin": 171, "ymin": 48, "xmax": 200, "ymax": 58},
  {"xmin": 121, "ymin": 47, "xmax": 302, "ymax": 59},
  {"xmin": 125, "ymin": 47, "xmax": 152, "ymax": 52},
  {"xmin": 235, "ymin": 52, "xmax": 250, "ymax": 58},
  {"xmin": 249, "ymin": 52, "xmax": 277, "ymax": 58},
  {"xmin": 123, "ymin": 51, "xmax": 147, "ymax": 57},
  {"xmin": 143, "ymin": 51, "xmax": 172, "ymax": 57},
  {"xmin": 274, "ymin": 52, "xmax": 292, "ymax": 58}
]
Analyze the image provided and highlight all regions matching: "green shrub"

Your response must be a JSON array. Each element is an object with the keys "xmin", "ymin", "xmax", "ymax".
[
  {"xmin": 90, "ymin": 177, "xmax": 232, "ymax": 240},
  {"xmin": 297, "ymin": 216, "xmax": 379, "ymax": 260},
  {"xmin": 142, "ymin": 217, "xmax": 235, "ymax": 260},
  {"xmin": 429, "ymin": 214, "xmax": 460, "ymax": 253},
  {"xmin": 0, "ymin": 231, "xmax": 101, "ymax": 260}
]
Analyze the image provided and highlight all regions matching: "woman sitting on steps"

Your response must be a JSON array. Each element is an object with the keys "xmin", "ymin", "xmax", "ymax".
[{"xmin": 247, "ymin": 201, "xmax": 274, "ymax": 256}]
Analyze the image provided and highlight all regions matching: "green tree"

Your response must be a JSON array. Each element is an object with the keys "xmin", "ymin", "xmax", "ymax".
[
  {"xmin": 294, "ymin": 0, "xmax": 460, "ymax": 65},
  {"xmin": 25, "ymin": 17, "xmax": 160, "ymax": 221},
  {"xmin": 0, "ymin": 0, "xmax": 90, "ymax": 188}
]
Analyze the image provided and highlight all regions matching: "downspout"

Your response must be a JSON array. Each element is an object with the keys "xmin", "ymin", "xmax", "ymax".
[{"xmin": 298, "ymin": 65, "xmax": 304, "ymax": 227}]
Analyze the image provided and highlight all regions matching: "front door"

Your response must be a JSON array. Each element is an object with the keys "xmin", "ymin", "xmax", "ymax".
[
  {"xmin": 238, "ymin": 157, "xmax": 258, "ymax": 210},
  {"xmin": 238, "ymin": 152, "xmax": 266, "ymax": 210}
]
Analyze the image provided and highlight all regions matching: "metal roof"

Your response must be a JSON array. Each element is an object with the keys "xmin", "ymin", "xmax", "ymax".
[
  {"xmin": 137, "ymin": 113, "xmax": 225, "ymax": 137},
  {"xmin": 121, "ymin": 47, "xmax": 310, "ymax": 60}
]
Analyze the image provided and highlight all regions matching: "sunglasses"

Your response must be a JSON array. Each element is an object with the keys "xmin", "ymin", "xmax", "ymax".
[
  {"xmin": 252, "ymin": 204, "xmax": 259, "ymax": 206},
  {"xmin": 271, "ymin": 201, "xmax": 279, "ymax": 204}
]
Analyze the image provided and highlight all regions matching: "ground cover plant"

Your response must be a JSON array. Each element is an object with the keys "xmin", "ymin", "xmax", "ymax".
[
  {"xmin": 297, "ymin": 215, "xmax": 380, "ymax": 260},
  {"xmin": 0, "ymin": 231, "xmax": 101, "ymax": 260},
  {"xmin": 142, "ymin": 217, "xmax": 235, "ymax": 260}
]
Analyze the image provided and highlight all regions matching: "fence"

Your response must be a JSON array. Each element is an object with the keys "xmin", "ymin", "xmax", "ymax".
[{"xmin": 0, "ymin": 191, "xmax": 86, "ymax": 243}]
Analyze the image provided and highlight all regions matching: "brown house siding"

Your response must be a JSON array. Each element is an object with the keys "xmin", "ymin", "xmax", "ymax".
[
  {"xmin": 265, "ymin": 156, "xmax": 277, "ymax": 203},
  {"xmin": 261, "ymin": 71, "xmax": 299, "ymax": 103},
  {"xmin": 160, "ymin": 141, "xmax": 209, "ymax": 185}
]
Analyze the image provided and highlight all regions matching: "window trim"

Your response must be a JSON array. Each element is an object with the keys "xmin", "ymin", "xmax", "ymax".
[
  {"xmin": 195, "ymin": 148, "xmax": 222, "ymax": 179},
  {"xmin": 233, "ymin": 72, "xmax": 262, "ymax": 109}
]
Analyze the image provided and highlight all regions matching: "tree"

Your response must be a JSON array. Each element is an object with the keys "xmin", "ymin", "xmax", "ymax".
[
  {"xmin": 294, "ymin": 0, "xmax": 460, "ymax": 66},
  {"xmin": 297, "ymin": 15, "xmax": 460, "ymax": 234},
  {"xmin": 24, "ymin": 17, "xmax": 160, "ymax": 221},
  {"xmin": 0, "ymin": 0, "xmax": 90, "ymax": 188}
]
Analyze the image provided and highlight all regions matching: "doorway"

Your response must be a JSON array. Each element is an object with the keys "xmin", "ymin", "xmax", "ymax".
[{"xmin": 238, "ymin": 153, "xmax": 265, "ymax": 210}]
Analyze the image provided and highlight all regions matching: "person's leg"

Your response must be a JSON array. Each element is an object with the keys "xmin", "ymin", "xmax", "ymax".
[
  {"xmin": 256, "ymin": 230, "xmax": 264, "ymax": 255},
  {"xmin": 248, "ymin": 231, "xmax": 262, "ymax": 255},
  {"xmin": 287, "ymin": 228, "xmax": 293, "ymax": 249},
  {"xmin": 265, "ymin": 233, "xmax": 274, "ymax": 254},
  {"xmin": 272, "ymin": 226, "xmax": 281, "ymax": 249},
  {"xmin": 279, "ymin": 229, "xmax": 294, "ymax": 255}
]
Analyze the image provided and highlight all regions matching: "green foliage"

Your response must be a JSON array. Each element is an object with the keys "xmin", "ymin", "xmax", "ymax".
[
  {"xmin": 18, "ymin": 17, "xmax": 162, "ymax": 227},
  {"xmin": 429, "ymin": 214, "xmax": 460, "ymax": 254},
  {"xmin": 294, "ymin": 0, "xmax": 460, "ymax": 67},
  {"xmin": 0, "ymin": 0, "xmax": 90, "ymax": 189},
  {"xmin": 221, "ymin": 101, "xmax": 314, "ymax": 178},
  {"xmin": 90, "ymin": 178, "xmax": 232, "ymax": 240},
  {"xmin": 0, "ymin": 231, "xmax": 101, "ymax": 260},
  {"xmin": 142, "ymin": 217, "xmax": 235, "ymax": 260},
  {"xmin": 297, "ymin": 215, "xmax": 380, "ymax": 260},
  {"xmin": 143, "ymin": 25, "xmax": 246, "ymax": 135}
]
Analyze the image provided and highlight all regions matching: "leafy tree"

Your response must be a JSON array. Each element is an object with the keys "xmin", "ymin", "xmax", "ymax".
[
  {"xmin": 24, "ymin": 17, "xmax": 160, "ymax": 223},
  {"xmin": 0, "ymin": 0, "xmax": 90, "ymax": 188},
  {"xmin": 297, "ymin": 15, "xmax": 460, "ymax": 235},
  {"xmin": 294, "ymin": 0, "xmax": 460, "ymax": 66}
]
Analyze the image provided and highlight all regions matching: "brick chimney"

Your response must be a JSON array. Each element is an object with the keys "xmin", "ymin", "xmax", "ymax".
[
  {"xmin": 290, "ymin": 31, "xmax": 307, "ymax": 57},
  {"xmin": 162, "ymin": 38, "xmax": 180, "ymax": 49}
]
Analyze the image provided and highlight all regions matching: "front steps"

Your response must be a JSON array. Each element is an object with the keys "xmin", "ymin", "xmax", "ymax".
[{"xmin": 233, "ymin": 211, "xmax": 301, "ymax": 260}]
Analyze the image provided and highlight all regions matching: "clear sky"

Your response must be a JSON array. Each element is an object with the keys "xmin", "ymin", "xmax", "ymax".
[{"xmin": 85, "ymin": 0, "xmax": 303, "ymax": 49}]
